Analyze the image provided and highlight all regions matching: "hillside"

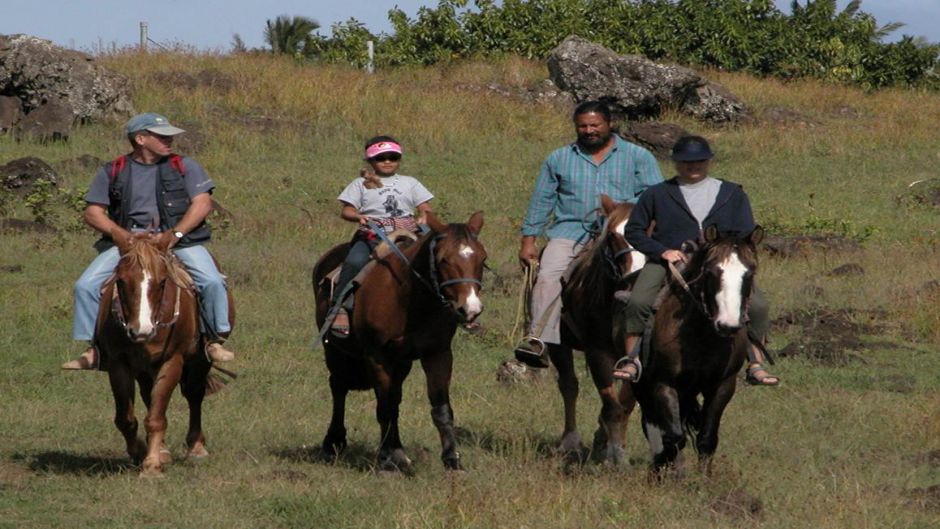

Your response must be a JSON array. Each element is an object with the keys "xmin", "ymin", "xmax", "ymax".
[{"xmin": 0, "ymin": 52, "xmax": 938, "ymax": 528}]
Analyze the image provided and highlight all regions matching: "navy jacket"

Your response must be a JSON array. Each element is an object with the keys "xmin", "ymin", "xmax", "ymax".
[{"xmin": 625, "ymin": 177, "xmax": 756, "ymax": 261}]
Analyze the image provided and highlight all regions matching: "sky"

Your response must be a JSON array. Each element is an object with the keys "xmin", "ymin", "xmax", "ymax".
[{"xmin": 1, "ymin": 0, "xmax": 937, "ymax": 53}]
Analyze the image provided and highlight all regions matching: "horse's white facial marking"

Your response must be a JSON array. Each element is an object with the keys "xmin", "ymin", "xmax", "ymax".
[
  {"xmin": 464, "ymin": 287, "xmax": 483, "ymax": 319},
  {"xmin": 614, "ymin": 219, "xmax": 628, "ymax": 237},
  {"xmin": 629, "ymin": 250, "xmax": 647, "ymax": 275},
  {"xmin": 714, "ymin": 251, "xmax": 747, "ymax": 329},
  {"xmin": 645, "ymin": 422, "xmax": 665, "ymax": 457},
  {"xmin": 458, "ymin": 244, "xmax": 474, "ymax": 258},
  {"xmin": 136, "ymin": 270, "xmax": 155, "ymax": 336}
]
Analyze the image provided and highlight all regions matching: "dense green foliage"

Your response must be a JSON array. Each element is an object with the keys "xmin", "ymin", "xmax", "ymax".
[
  {"xmin": 264, "ymin": 15, "xmax": 321, "ymax": 58},
  {"xmin": 304, "ymin": 0, "xmax": 939, "ymax": 89}
]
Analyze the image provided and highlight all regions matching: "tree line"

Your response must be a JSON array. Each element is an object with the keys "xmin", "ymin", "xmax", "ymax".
[{"xmin": 252, "ymin": 0, "xmax": 939, "ymax": 90}]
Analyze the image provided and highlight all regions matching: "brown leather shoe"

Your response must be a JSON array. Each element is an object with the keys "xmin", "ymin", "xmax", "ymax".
[
  {"xmin": 206, "ymin": 341, "xmax": 235, "ymax": 362},
  {"xmin": 61, "ymin": 346, "xmax": 99, "ymax": 370}
]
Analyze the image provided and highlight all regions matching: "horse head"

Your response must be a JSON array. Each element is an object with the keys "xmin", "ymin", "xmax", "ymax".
[
  {"xmin": 688, "ymin": 225, "xmax": 763, "ymax": 336},
  {"xmin": 113, "ymin": 233, "xmax": 176, "ymax": 343},
  {"xmin": 426, "ymin": 211, "xmax": 487, "ymax": 323},
  {"xmin": 600, "ymin": 194, "xmax": 646, "ymax": 280}
]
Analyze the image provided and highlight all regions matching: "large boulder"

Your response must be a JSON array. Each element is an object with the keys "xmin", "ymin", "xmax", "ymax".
[
  {"xmin": 619, "ymin": 122, "xmax": 690, "ymax": 159},
  {"xmin": 0, "ymin": 95, "xmax": 22, "ymax": 133},
  {"xmin": 547, "ymin": 35, "xmax": 749, "ymax": 124},
  {"xmin": 0, "ymin": 156, "xmax": 58, "ymax": 195},
  {"xmin": 15, "ymin": 98, "xmax": 72, "ymax": 142},
  {"xmin": 0, "ymin": 34, "xmax": 134, "ymax": 123}
]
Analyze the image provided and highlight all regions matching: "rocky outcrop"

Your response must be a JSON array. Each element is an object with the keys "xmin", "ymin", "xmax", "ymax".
[
  {"xmin": 1, "ymin": 157, "xmax": 58, "ymax": 195},
  {"xmin": 0, "ymin": 95, "xmax": 22, "ymax": 133},
  {"xmin": 619, "ymin": 122, "xmax": 690, "ymax": 159},
  {"xmin": 0, "ymin": 34, "xmax": 134, "ymax": 140},
  {"xmin": 547, "ymin": 35, "xmax": 749, "ymax": 124}
]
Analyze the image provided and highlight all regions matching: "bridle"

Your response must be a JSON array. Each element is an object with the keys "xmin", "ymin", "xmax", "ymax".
[{"xmin": 111, "ymin": 262, "xmax": 183, "ymax": 340}]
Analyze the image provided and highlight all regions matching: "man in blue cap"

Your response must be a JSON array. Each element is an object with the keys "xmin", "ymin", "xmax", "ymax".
[
  {"xmin": 612, "ymin": 135, "xmax": 779, "ymax": 385},
  {"xmin": 62, "ymin": 112, "xmax": 236, "ymax": 369}
]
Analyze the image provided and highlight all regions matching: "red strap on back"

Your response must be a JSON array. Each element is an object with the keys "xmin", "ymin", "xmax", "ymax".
[{"xmin": 108, "ymin": 154, "xmax": 185, "ymax": 182}]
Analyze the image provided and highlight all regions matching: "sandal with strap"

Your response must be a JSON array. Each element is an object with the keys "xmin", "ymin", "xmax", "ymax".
[
  {"xmin": 746, "ymin": 363, "xmax": 780, "ymax": 386},
  {"xmin": 330, "ymin": 309, "xmax": 351, "ymax": 338},
  {"xmin": 612, "ymin": 355, "xmax": 642, "ymax": 383},
  {"xmin": 513, "ymin": 336, "xmax": 549, "ymax": 368}
]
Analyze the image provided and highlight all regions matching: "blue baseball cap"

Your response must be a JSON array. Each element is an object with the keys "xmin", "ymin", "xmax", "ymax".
[
  {"xmin": 125, "ymin": 113, "xmax": 185, "ymax": 136},
  {"xmin": 671, "ymin": 135, "xmax": 714, "ymax": 162}
]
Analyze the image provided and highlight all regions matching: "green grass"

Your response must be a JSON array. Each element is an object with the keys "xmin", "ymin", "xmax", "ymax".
[{"xmin": 0, "ymin": 52, "xmax": 938, "ymax": 528}]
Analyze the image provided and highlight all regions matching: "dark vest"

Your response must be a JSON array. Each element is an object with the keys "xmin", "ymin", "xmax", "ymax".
[{"xmin": 94, "ymin": 154, "xmax": 211, "ymax": 251}]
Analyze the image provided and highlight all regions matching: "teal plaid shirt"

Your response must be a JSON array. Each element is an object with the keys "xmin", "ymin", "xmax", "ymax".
[{"xmin": 522, "ymin": 135, "xmax": 663, "ymax": 240}]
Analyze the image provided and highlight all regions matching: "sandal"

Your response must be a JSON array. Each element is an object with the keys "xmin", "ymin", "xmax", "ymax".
[
  {"xmin": 746, "ymin": 363, "xmax": 780, "ymax": 386},
  {"xmin": 513, "ymin": 336, "xmax": 549, "ymax": 368},
  {"xmin": 61, "ymin": 346, "xmax": 99, "ymax": 370},
  {"xmin": 330, "ymin": 310, "xmax": 350, "ymax": 338},
  {"xmin": 612, "ymin": 355, "xmax": 642, "ymax": 382}
]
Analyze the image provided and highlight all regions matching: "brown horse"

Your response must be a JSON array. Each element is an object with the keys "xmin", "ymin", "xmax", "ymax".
[
  {"xmin": 96, "ymin": 234, "xmax": 229, "ymax": 477},
  {"xmin": 312, "ymin": 212, "xmax": 486, "ymax": 472},
  {"xmin": 630, "ymin": 225, "xmax": 763, "ymax": 475},
  {"xmin": 552, "ymin": 194, "xmax": 646, "ymax": 464}
]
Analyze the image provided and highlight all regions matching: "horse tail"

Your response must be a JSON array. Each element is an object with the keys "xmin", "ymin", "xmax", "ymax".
[{"xmin": 680, "ymin": 395, "xmax": 703, "ymax": 450}]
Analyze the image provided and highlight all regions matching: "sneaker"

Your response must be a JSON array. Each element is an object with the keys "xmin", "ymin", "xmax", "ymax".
[
  {"xmin": 61, "ymin": 346, "xmax": 99, "ymax": 370},
  {"xmin": 206, "ymin": 342, "xmax": 235, "ymax": 362}
]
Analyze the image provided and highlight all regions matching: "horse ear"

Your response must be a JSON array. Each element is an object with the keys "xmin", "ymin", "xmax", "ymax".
[
  {"xmin": 467, "ymin": 211, "xmax": 484, "ymax": 234},
  {"xmin": 115, "ymin": 232, "xmax": 134, "ymax": 255},
  {"xmin": 600, "ymin": 194, "xmax": 615, "ymax": 215},
  {"xmin": 154, "ymin": 231, "xmax": 173, "ymax": 254},
  {"xmin": 426, "ymin": 211, "xmax": 448, "ymax": 233},
  {"xmin": 704, "ymin": 224, "xmax": 719, "ymax": 242},
  {"xmin": 748, "ymin": 225, "xmax": 764, "ymax": 246}
]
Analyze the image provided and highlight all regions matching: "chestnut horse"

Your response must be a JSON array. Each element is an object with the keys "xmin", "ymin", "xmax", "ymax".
[
  {"xmin": 552, "ymin": 195, "xmax": 646, "ymax": 464},
  {"xmin": 96, "ymin": 234, "xmax": 230, "ymax": 476},
  {"xmin": 630, "ymin": 225, "xmax": 763, "ymax": 475},
  {"xmin": 312, "ymin": 212, "xmax": 486, "ymax": 472}
]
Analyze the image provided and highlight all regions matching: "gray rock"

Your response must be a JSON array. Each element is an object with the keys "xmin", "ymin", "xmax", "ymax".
[
  {"xmin": 0, "ymin": 156, "xmax": 58, "ymax": 194},
  {"xmin": 15, "ymin": 98, "xmax": 72, "ymax": 142},
  {"xmin": 0, "ymin": 95, "xmax": 23, "ymax": 133},
  {"xmin": 0, "ymin": 34, "xmax": 134, "ymax": 122},
  {"xmin": 547, "ymin": 35, "xmax": 749, "ymax": 124}
]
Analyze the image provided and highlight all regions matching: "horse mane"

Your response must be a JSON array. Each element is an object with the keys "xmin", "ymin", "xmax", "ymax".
[
  {"xmin": 431, "ymin": 223, "xmax": 476, "ymax": 254},
  {"xmin": 122, "ymin": 238, "xmax": 194, "ymax": 289},
  {"xmin": 565, "ymin": 223, "xmax": 615, "ymax": 310}
]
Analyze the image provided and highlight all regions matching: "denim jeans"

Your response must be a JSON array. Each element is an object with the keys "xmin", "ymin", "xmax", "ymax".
[
  {"xmin": 72, "ymin": 244, "xmax": 230, "ymax": 341},
  {"xmin": 331, "ymin": 239, "xmax": 375, "ymax": 305}
]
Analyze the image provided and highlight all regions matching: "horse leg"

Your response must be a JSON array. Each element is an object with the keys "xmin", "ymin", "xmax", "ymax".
[
  {"xmin": 109, "ymin": 366, "xmax": 146, "ymax": 464},
  {"xmin": 180, "ymin": 359, "xmax": 210, "ymax": 459},
  {"xmin": 584, "ymin": 350, "xmax": 636, "ymax": 466},
  {"xmin": 547, "ymin": 344, "xmax": 582, "ymax": 456},
  {"xmin": 420, "ymin": 350, "xmax": 461, "ymax": 470},
  {"xmin": 644, "ymin": 383, "xmax": 685, "ymax": 478},
  {"xmin": 140, "ymin": 355, "xmax": 184, "ymax": 477},
  {"xmin": 135, "ymin": 372, "xmax": 170, "ymax": 464},
  {"xmin": 322, "ymin": 369, "xmax": 349, "ymax": 458},
  {"xmin": 373, "ymin": 360, "xmax": 413, "ymax": 473},
  {"xmin": 696, "ymin": 375, "xmax": 737, "ymax": 476}
]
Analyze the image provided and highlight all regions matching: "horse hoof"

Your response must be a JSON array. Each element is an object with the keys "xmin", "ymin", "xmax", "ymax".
[
  {"xmin": 557, "ymin": 431, "xmax": 584, "ymax": 456},
  {"xmin": 139, "ymin": 466, "xmax": 165, "ymax": 479},
  {"xmin": 378, "ymin": 450, "xmax": 413, "ymax": 474},
  {"xmin": 188, "ymin": 445, "xmax": 209, "ymax": 459},
  {"xmin": 159, "ymin": 447, "xmax": 173, "ymax": 465},
  {"xmin": 443, "ymin": 456, "xmax": 463, "ymax": 471},
  {"xmin": 604, "ymin": 444, "xmax": 626, "ymax": 466}
]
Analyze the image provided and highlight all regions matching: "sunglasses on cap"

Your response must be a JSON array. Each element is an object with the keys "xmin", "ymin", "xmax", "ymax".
[{"xmin": 370, "ymin": 153, "xmax": 401, "ymax": 162}]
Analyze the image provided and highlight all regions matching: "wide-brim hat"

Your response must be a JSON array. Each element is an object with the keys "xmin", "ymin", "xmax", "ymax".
[
  {"xmin": 125, "ymin": 113, "xmax": 185, "ymax": 136},
  {"xmin": 671, "ymin": 136, "xmax": 714, "ymax": 162}
]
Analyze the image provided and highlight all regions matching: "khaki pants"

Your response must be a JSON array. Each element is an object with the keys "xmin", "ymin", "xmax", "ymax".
[{"xmin": 528, "ymin": 238, "xmax": 582, "ymax": 344}]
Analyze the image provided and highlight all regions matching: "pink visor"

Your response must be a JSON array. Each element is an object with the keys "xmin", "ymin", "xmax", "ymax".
[{"xmin": 365, "ymin": 141, "xmax": 402, "ymax": 159}]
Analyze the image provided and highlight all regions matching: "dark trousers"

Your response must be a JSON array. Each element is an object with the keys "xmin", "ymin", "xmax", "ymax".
[
  {"xmin": 621, "ymin": 262, "xmax": 770, "ymax": 343},
  {"xmin": 332, "ymin": 239, "xmax": 376, "ymax": 305}
]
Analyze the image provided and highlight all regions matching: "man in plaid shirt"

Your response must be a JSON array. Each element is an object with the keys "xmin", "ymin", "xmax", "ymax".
[{"xmin": 515, "ymin": 101, "xmax": 663, "ymax": 367}]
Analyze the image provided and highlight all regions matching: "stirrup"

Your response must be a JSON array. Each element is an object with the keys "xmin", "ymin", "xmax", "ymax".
[
  {"xmin": 513, "ymin": 335, "xmax": 549, "ymax": 368},
  {"xmin": 612, "ymin": 355, "xmax": 642, "ymax": 383}
]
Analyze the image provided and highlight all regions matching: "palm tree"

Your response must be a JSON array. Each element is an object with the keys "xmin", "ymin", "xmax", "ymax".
[{"xmin": 264, "ymin": 15, "xmax": 320, "ymax": 56}]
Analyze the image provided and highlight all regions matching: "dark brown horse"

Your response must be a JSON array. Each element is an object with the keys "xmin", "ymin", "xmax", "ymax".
[
  {"xmin": 312, "ymin": 212, "xmax": 486, "ymax": 472},
  {"xmin": 96, "ymin": 234, "xmax": 230, "ymax": 477},
  {"xmin": 630, "ymin": 225, "xmax": 763, "ymax": 475},
  {"xmin": 552, "ymin": 195, "xmax": 646, "ymax": 463}
]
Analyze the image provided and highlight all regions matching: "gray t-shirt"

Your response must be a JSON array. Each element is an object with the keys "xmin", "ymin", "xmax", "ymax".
[
  {"xmin": 336, "ymin": 174, "xmax": 433, "ymax": 218},
  {"xmin": 679, "ymin": 176, "xmax": 722, "ymax": 227},
  {"xmin": 85, "ymin": 156, "xmax": 214, "ymax": 229}
]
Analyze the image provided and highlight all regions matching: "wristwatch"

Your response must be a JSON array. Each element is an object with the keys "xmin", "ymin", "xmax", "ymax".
[{"xmin": 173, "ymin": 231, "xmax": 184, "ymax": 239}]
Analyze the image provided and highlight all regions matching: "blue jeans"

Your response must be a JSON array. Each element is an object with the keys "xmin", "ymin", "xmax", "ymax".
[
  {"xmin": 331, "ymin": 239, "xmax": 375, "ymax": 305},
  {"xmin": 72, "ymin": 244, "xmax": 230, "ymax": 341}
]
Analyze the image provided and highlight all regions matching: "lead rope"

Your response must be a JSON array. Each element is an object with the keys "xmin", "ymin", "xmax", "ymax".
[{"xmin": 509, "ymin": 259, "xmax": 537, "ymax": 345}]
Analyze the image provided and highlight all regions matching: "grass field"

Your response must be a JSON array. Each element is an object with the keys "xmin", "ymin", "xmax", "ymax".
[{"xmin": 1, "ymin": 52, "xmax": 938, "ymax": 528}]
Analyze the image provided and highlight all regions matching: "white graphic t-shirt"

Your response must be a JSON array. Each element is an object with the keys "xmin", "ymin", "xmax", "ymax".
[{"xmin": 337, "ymin": 174, "xmax": 434, "ymax": 218}]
